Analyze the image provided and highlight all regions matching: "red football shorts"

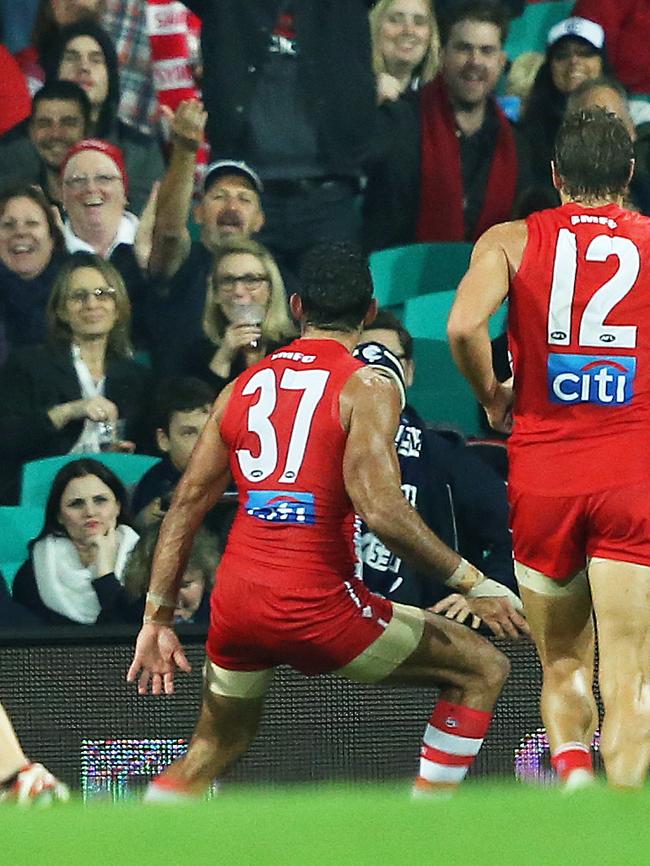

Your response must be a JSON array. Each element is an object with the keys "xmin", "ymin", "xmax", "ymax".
[
  {"xmin": 205, "ymin": 571, "xmax": 395, "ymax": 675},
  {"xmin": 509, "ymin": 478, "xmax": 650, "ymax": 580}
]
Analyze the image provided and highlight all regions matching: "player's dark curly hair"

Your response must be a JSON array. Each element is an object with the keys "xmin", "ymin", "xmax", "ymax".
[
  {"xmin": 554, "ymin": 107, "xmax": 634, "ymax": 201},
  {"xmin": 298, "ymin": 242, "xmax": 374, "ymax": 332}
]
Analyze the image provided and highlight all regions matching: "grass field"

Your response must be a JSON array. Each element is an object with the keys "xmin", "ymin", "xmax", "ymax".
[{"xmin": 1, "ymin": 781, "xmax": 648, "ymax": 866}]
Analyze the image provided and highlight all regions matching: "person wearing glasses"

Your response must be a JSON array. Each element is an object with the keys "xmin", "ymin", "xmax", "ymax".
[
  {"xmin": 0, "ymin": 251, "xmax": 151, "ymax": 504},
  {"xmin": 177, "ymin": 237, "xmax": 296, "ymax": 393},
  {"xmin": 60, "ymin": 137, "xmax": 157, "ymax": 348},
  {"xmin": 42, "ymin": 18, "xmax": 164, "ymax": 216}
]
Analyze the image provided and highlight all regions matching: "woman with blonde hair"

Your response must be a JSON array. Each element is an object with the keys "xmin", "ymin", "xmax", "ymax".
[
  {"xmin": 181, "ymin": 237, "xmax": 296, "ymax": 392},
  {"xmin": 370, "ymin": 0, "xmax": 439, "ymax": 103},
  {"xmin": 0, "ymin": 251, "xmax": 152, "ymax": 503}
]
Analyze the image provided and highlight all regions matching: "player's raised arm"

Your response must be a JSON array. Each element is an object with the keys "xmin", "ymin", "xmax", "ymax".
[
  {"xmin": 127, "ymin": 385, "xmax": 234, "ymax": 696},
  {"xmin": 447, "ymin": 222, "xmax": 525, "ymax": 432},
  {"xmin": 343, "ymin": 366, "xmax": 472, "ymax": 588}
]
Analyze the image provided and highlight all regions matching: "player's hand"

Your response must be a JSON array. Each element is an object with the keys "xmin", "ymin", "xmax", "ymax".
[
  {"xmin": 483, "ymin": 378, "xmax": 514, "ymax": 434},
  {"xmin": 466, "ymin": 597, "xmax": 530, "ymax": 639},
  {"xmin": 430, "ymin": 593, "xmax": 482, "ymax": 630},
  {"xmin": 0, "ymin": 763, "xmax": 70, "ymax": 806},
  {"xmin": 127, "ymin": 623, "xmax": 192, "ymax": 695}
]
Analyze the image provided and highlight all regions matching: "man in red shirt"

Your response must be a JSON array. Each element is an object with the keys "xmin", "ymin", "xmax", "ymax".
[
  {"xmin": 127, "ymin": 243, "xmax": 522, "ymax": 800},
  {"xmin": 448, "ymin": 107, "xmax": 650, "ymax": 791}
]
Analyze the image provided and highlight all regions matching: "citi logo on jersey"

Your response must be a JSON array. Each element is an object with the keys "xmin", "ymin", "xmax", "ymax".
[
  {"xmin": 547, "ymin": 353, "xmax": 636, "ymax": 405},
  {"xmin": 245, "ymin": 490, "xmax": 315, "ymax": 524}
]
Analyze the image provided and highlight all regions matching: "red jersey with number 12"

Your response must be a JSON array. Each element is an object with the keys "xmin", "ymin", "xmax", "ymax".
[
  {"xmin": 508, "ymin": 202, "xmax": 650, "ymax": 496},
  {"xmin": 218, "ymin": 338, "xmax": 363, "ymax": 588}
]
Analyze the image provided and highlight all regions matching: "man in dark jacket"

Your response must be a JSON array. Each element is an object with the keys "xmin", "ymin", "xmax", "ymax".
[
  {"xmin": 363, "ymin": 1, "xmax": 530, "ymax": 251},
  {"xmin": 356, "ymin": 309, "xmax": 526, "ymax": 638}
]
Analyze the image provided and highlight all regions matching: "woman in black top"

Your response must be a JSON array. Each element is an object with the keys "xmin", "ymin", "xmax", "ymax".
[
  {"xmin": 11, "ymin": 458, "xmax": 139, "ymax": 626},
  {"xmin": 0, "ymin": 252, "xmax": 152, "ymax": 503},
  {"xmin": 182, "ymin": 238, "xmax": 296, "ymax": 393}
]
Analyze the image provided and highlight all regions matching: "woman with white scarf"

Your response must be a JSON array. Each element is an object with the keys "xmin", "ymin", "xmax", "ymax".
[{"xmin": 12, "ymin": 458, "xmax": 139, "ymax": 625}]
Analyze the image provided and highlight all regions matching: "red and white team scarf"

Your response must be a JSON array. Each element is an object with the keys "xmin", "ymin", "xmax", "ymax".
[{"xmin": 146, "ymin": 0, "xmax": 209, "ymax": 187}]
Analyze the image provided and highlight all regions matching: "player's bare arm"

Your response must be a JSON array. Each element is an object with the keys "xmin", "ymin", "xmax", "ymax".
[
  {"xmin": 127, "ymin": 385, "xmax": 234, "ymax": 695},
  {"xmin": 342, "ymin": 367, "xmax": 467, "ymax": 583},
  {"xmin": 447, "ymin": 221, "xmax": 527, "ymax": 433}
]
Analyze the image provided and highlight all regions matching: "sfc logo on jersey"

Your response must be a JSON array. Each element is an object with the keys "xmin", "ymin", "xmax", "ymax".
[
  {"xmin": 245, "ymin": 490, "xmax": 316, "ymax": 524},
  {"xmin": 547, "ymin": 353, "xmax": 636, "ymax": 405}
]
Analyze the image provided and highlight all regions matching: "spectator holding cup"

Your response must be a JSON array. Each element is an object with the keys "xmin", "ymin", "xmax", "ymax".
[
  {"xmin": 0, "ymin": 251, "xmax": 152, "ymax": 503},
  {"xmin": 178, "ymin": 238, "xmax": 296, "ymax": 392}
]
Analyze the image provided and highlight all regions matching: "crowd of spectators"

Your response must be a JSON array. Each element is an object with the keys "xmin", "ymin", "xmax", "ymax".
[{"xmin": 0, "ymin": 0, "xmax": 648, "ymax": 630}]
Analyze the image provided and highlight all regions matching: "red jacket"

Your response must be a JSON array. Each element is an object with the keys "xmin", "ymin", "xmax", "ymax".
[{"xmin": 0, "ymin": 46, "xmax": 31, "ymax": 136}]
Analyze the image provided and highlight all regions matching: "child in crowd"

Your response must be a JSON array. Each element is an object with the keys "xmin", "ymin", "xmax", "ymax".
[{"xmin": 131, "ymin": 376, "xmax": 216, "ymax": 529}]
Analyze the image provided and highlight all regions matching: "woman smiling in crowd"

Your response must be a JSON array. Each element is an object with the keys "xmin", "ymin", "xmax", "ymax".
[
  {"xmin": 0, "ymin": 252, "xmax": 151, "ymax": 503},
  {"xmin": 0, "ymin": 184, "xmax": 68, "ymax": 366}
]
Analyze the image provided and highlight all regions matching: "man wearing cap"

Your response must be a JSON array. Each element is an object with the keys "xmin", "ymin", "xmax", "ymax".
[
  {"xmin": 147, "ymin": 98, "xmax": 266, "ymax": 376},
  {"xmin": 60, "ymin": 137, "xmax": 154, "ymax": 345}
]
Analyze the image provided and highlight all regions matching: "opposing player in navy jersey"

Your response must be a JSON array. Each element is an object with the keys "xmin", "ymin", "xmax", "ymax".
[
  {"xmin": 128, "ymin": 243, "xmax": 513, "ymax": 800},
  {"xmin": 449, "ymin": 108, "xmax": 650, "ymax": 790}
]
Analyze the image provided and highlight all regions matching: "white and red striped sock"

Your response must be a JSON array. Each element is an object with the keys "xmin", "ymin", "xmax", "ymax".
[
  {"xmin": 551, "ymin": 743, "xmax": 594, "ymax": 789},
  {"xmin": 414, "ymin": 699, "xmax": 493, "ymax": 795},
  {"xmin": 143, "ymin": 774, "xmax": 198, "ymax": 804}
]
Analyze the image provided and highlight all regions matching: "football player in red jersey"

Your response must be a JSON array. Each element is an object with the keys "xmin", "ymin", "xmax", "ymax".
[
  {"xmin": 0, "ymin": 701, "xmax": 69, "ymax": 805},
  {"xmin": 127, "ymin": 243, "xmax": 521, "ymax": 801},
  {"xmin": 449, "ymin": 107, "xmax": 650, "ymax": 790}
]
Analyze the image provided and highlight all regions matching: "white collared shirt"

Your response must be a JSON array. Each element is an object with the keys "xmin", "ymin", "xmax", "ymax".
[{"xmin": 63, "ymin": 211, "xmax": 139, "ymax": 258}]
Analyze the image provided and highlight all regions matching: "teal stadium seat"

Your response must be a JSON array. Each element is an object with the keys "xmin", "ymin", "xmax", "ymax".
[
  {"xmin": 504, "ymin": 1, "xmax": 573, "ymax": 59},
  {"xmin": 20, "ymin": 453, "xmax": 161, "ymax": 510},
  {"xmin": 0, "ymin": 506, "xmax": 44, "ymax": 587},
  {"xmin": 403, "ymin": 292, "xmax": 508, "ymax": 436},
  {"xmin": 369, "ymin": 242, "xmax": 473, "ymax": 312}
]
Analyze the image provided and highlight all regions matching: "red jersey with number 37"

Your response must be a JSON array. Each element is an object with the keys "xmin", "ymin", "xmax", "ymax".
[
  {"xmin": 218, "ymin": 338, "xmax": 363, "ymax": 588},
  {"xmin": 508, "ymin": 203, "xmax": 650, "ymax": 496}
]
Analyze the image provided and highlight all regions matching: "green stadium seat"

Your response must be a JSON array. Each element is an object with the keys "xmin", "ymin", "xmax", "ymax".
[
  {"xmin": 0, "ymin": 505, "xmax": 44, "ymax": 587},
  {"xmin": 20, "ymin": 453, "xmax": 161, "ymax": 510},
  {"xmin": 402, "ymin": 292, "xmax": 508, "ymax": 436},
  {"xmin": 505, "ymin": 1, "xmax": 573, "ymax": 59},
  {"xmin": 369, "ymin": 242, "xmax": 473, "ymax": 309}
]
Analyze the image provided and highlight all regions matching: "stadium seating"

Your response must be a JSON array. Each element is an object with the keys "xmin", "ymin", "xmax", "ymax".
[
  {"xmin": 0, "ymin": 505, "xmax": 44, "ymax": 587},
  {"xmin": 403, "ymin": 291, "xmax": 508, "ymax": 436},
  {"xmin": 504, "ymin": 1, "xmax": 573, "ymax": 58},
  {"xmin": 20, "ymin": 453, "xmax": 161, "ymax": 510},
  {"xmin": 369, "ymin": 242, "xmax": 473, "ymax": 311}
]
